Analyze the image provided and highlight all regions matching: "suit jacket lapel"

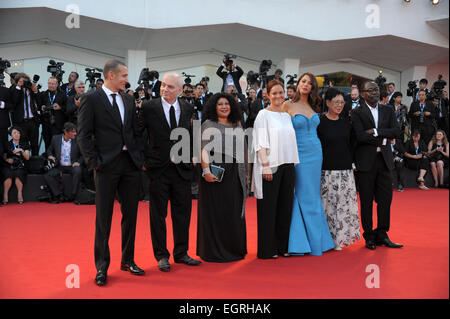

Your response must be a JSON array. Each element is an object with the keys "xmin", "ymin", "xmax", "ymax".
[
  {"xmin": 97, "ymin": 89, "xmax": 122, "ymax": 127},
  {"xmin": 363, "ymin": 102, "xmax": 376, "ymax": 128},
  {"xmin": 158, "ymin": 98, "xmax": 172, "ymax": 132}
]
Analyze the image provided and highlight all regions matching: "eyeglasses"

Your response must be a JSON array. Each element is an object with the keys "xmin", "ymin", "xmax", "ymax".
[
  {"xmin": 332, "ymin": 101, "xmax": 345, "ymax": 105},
  {"xmin": 362, "ymin": 88, "xmax": 379, "ymax": 93}
]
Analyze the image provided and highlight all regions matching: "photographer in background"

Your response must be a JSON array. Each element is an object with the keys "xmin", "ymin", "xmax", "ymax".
[
  {"xmin": 43, "ymin": 122, "xmax": 83, "ymax": 203},
  {"xmin": 150, "ymin": 72, "xmax": 161, "ymax": 99},
  {"xmin": 225, "ymin": 85, "xmax": 247, "ymax": 124},
  {"xmin": 409, "ymin": 89, "xmax": 436, "ymax": 145},
  {"xmin": 10, "ymin": 73, "xmax": 40, "ymax": 156},
  {"xmin": 412, "ymin": 79, "xmax": 430, "ymax": 102},
  {"xmin": 95, "ymin": 78, "xmax": 104, "ymax": 91},
  {"xmin": 216, "ymin": 56, "xmax": 244, "ymax": 94},
  {"xmin": 39, "ymin": 77, "xmax": 68, "ymax": 153},
  {"xmin": 245, "ymin": 87, "xmax": 270, "ymax": 129},
  {"xmin": 66, "ymin": 80, "xmax": 86, "ymax": 126},
  {"xmin": 60, "ymin": 72, "xmax": 79, "ymax": 97},
  {"xmin": 391, "ymin": 92, "xmax": 410, "ymax": 144},
  {"xmin": 2, "ymin": 126, "xmax": 30, "ymax": 205},
  {"xmin": 267, "ymin": 69, "xmax": 285, "ymax": 85},
  {"xmin": 200, "ymin": 77, "xmax": 213, "ymax": 102},
  {"xmin": 391, "ymin": 139, "xmax": 406, "ymax": 192},
  {"xmin": 0, "ymin": 81, "xmax": 12, "ymax": 146}
]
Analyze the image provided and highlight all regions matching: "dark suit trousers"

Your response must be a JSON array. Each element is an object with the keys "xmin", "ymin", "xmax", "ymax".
[
  {"xmin": 94, "ymin": 151, "xmax": 140, "ymax": 272},
  {"xmin": 357, "ymin": 153, "xmax": 392, "ymax": 241},
  {"xmin": 18, "ymin": 119, "xmax": 39, "ymax": 156},
  {"xmin": 147, "ymin": 163, "xmax": 192, "ymax": 261},
  {"xmin": 44, "ymin": 165, "xmax": 82, "ymax": 197}
]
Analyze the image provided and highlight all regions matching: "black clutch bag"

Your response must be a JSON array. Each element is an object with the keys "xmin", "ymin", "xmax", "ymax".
[{"xmin": 210, "ymin": 164, "xmax": 225, "ymax": 182}]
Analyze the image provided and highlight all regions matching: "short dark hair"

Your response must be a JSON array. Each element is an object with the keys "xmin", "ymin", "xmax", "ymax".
[
  {"xmin": 419, "ymin": 78, "xmax": 428, "ymax": 85},
  {"xmin": 380, "ymin": 90, "xmax": 389, "ymax": 100},
  {"xmin": 195, "ymin": 83, "xmax": 205, "ymax": 89},
  {"xmin": 203, "ymin": 93, "xmax": 242, "ymax": 124},
  {"xmin": 287, "ymin": 84, "xmax": 296, "ymax": 91},
  {"xmin": 183, "ymin": 83, "xmax": 193, "ymax": 90},
  {"xmin": 96, "ymin": 78, "xmax": 104, "ymax": 83},
  {"xmin": 9, "ymin": 126, "xmax": 23, "ymax": 136},
  {"xmin": 324, "ymin": 87, "xmax": 344, "ymax": 101},
  {"xmin": 63, "ymin": 122, "xmax": 76, "ymax": 132},
  {"xmin": 388, "ymin": 82, "xmax": 395, "ymax": 87},
  {"xmin": 103, "ymin": 60, "xmax": 126, "ymax": 78},
  {"xmin": 412, "ymin": 129, "xmax": 421, "ymax": 137},
  {"xmin": 391, "ymin": 91, "xmax": 403, "ymax": 99}
]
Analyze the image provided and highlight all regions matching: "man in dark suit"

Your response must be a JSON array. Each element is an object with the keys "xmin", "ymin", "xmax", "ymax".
[
  {"xmin": 43, "ymin": 122, "xmax": 83, "ymax": 203},
  {"xmin": 216, "ymin": 59, "xmax": 244, "ymax": 93},
  {"xmin": 0, "ymin": 85, "xmax": 12, "ymax": 146},
  {"xmin": 10, "ymin": 73, "xmax": 40, "ymax": 156},
  {"xmin": 342, "ymin": 87, "xmax": 362, "ymax": 121},
  {"xmin": 408, "ymin": 89, "xmax": 436, "ymax": 145},
  {"xmin": 351, "ymin": 81, "xmax": 403, "ymax": 250},
  {"xmin": 60, "ymin": 71, "xmax": 79, "ymax": 97},
  {"xmin": 431, "ymin": 94, "xmax": 449, "ymax": 136},
  {"xmin": 39, "ymin": 77, "xmax": 68, "ymax": 153},
  {"xmin": 149, "ymin": 75, "xmax": 161, "ymax": 99},
  {"xmin": 78, "ymin": 60, "xmax": 145, "ymax": 286},
  {"xmin": 139, "ymin": 73, "xmax": 201, "ymax": 272}
]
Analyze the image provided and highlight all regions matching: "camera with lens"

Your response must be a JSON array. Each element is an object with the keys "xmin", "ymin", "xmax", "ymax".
[
  {"xmin": 201, "ymin": 76, "xmax": 210, "ymax": 84},
  {"xmin": 138, "ymin": 68, "xmax": 159, "ymax": 84},
  {"xmin": 393, "ymin": 149, "xmax": 404, "ymax": 163},
  {"xmin": 43, "ymin": 158, "xmax": 57, "ymax": 172},
  {"xmin": 10, "ymin": 154, "xmax": 25, "ymax": 170},
  {"xmin": 224, "ymin": 54, "xmax": 236, "ymax": 69},
  {"xmin": 419, "ymin": 110, "xmax": 425, "ymax": 123},
  {"xmin": 432, "ymin": 74, "xmax": 447, "ymax": 98},
  {"xmin": 85, "ymin": 67, "xmax": 103, "ymax": 89},
  {"xmin": 182, "ymin": 72, "xmax": 195, "ymax": 85},
  {"xmin": 259, "ymin": 60, "xmax": 272, "ymax": 75},
  {"xmin": 406, "ymin": 80, "xmax": 418, "ymax": 97},
  {"xmin": 47, "ymin": 60, "xmax": 65, "ymax": 87}
]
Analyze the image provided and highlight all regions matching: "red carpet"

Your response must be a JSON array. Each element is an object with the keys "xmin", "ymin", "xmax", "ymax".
[{"xmin": 0, "ymin": 189, "xmax": 448, "ymax": 299}]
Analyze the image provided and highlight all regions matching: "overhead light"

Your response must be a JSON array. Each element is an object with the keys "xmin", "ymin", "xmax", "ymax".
[
  {"xmin": 431, "ymin": 0, "xmax": 440, "ymax": 5},
  {"xmin": 404, "ymin": 0, "xmax": 411, "ymax": 3}
]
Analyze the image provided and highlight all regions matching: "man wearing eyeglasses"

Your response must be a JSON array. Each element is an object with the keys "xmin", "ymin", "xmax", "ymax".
[{"xmin": 351, "ymin": 81, "xmax": 403, "ymax": 251}]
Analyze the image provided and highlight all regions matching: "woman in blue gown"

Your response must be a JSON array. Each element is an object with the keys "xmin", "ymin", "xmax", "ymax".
[{"xmin": 282, "ymin": 72, "xmax": 335, "ymax": 255}]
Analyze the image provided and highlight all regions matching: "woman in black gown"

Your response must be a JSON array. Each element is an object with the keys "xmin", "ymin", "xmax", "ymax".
[
  {"xmin": 2, "ymin": 126, "xmax": 30, "ymax": 204},
  {"xmin": 196, "ymin": 93, "xmax": 248, "ymax": 262}
]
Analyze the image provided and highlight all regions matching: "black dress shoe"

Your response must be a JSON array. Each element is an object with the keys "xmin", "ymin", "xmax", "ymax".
[
  {"xmin": 174, "ymin": 255, "xmax": 202, "ymax": 266},
  {"xmin": 158, "ymin": 258, "xmax": 170, "ymax": 272},
  {"xmin": 95, "ymin": 271, "xmax": 107, "ymax": 286},
  {"xmin": 365, "ymin": 240, "xmax": 376, "ymax": 250},
  {"xmin": 120, "ymin": 261, "xmax": 145, "ymax": 275},
  {"xmin": 376, "ymin": 238, "xmax": 403, "ymax": 248}
]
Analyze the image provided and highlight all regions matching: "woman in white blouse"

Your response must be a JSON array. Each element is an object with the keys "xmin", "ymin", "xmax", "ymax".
[{"xmin": 252, "ymin": 80, "xmax": 299, "ymax": 259}]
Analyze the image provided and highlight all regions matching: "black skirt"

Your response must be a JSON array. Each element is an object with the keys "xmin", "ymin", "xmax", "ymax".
[
  {"xmin": 196, "ymin": 162, "xmax": 247, "ymax": 262},
  {"xmin": 2, "ymin": 166, "xmax": 27, "ymax": 184}
]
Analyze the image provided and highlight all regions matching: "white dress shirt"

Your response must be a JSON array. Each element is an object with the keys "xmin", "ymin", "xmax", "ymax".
[
  {"xmin": 161, "ymin": 97, "xmax": 181, "ymax": 127},
  {"xmin": 367, "ymin": 102, "xmax": 385, "ymax": 152},
  {"xmin": 60, "ymin": 136, "xmax": 72, "ymax": 167},
  {"xmin": 102, "ymin": 84, "xmax": 127, "ymax": 150},
  {"xmin": 102, "ymin": 84, "xmax": 125, "ymax": 124}
]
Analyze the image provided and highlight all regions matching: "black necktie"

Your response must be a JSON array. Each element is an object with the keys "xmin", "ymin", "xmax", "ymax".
[
  {"xmin": 24, "ymin": 89, "xmax": 30, "ymax": 119},
  {"xmin": 111, "ymin": 93, "xmax": 122, "ymax": 123},
  {"xmin": 169, "ymin": 105, "xmax": 177, "ymax": 129}
]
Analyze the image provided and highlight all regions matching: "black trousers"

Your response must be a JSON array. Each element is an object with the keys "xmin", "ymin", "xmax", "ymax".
[
  {"xmin": 94, "ymin": 151, "xmax": 140, "ymax": 272},
  {"xmin": 43, "ymin": 165, "xmax": 82, "ymax": 198},
  {"xmin": 147, "ymin": 164, "xmax": 192, "ymax": 261},
  {"xmin": 256, "ymin": 164, "xmax": 295, "ymax": 258},
  {"xmin": 357, "ymin": 153, "xmax": 392, "ymax": 242},
  {"xmin": 0, "ymin": 127, "xmax": 8, "ymax": 147},
  {"xmin": 17, "ymin": 119, "xmax": 39, "ymax": 156}
]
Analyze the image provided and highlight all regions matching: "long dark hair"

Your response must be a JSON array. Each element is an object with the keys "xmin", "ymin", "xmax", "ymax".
[
  {"xmin": 203, "ymin": 93, "xmax": 242, "ymax": 124},
  {"xmin": 292, "ymin": 72, "xmax": 321, "ymax": 112}
]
